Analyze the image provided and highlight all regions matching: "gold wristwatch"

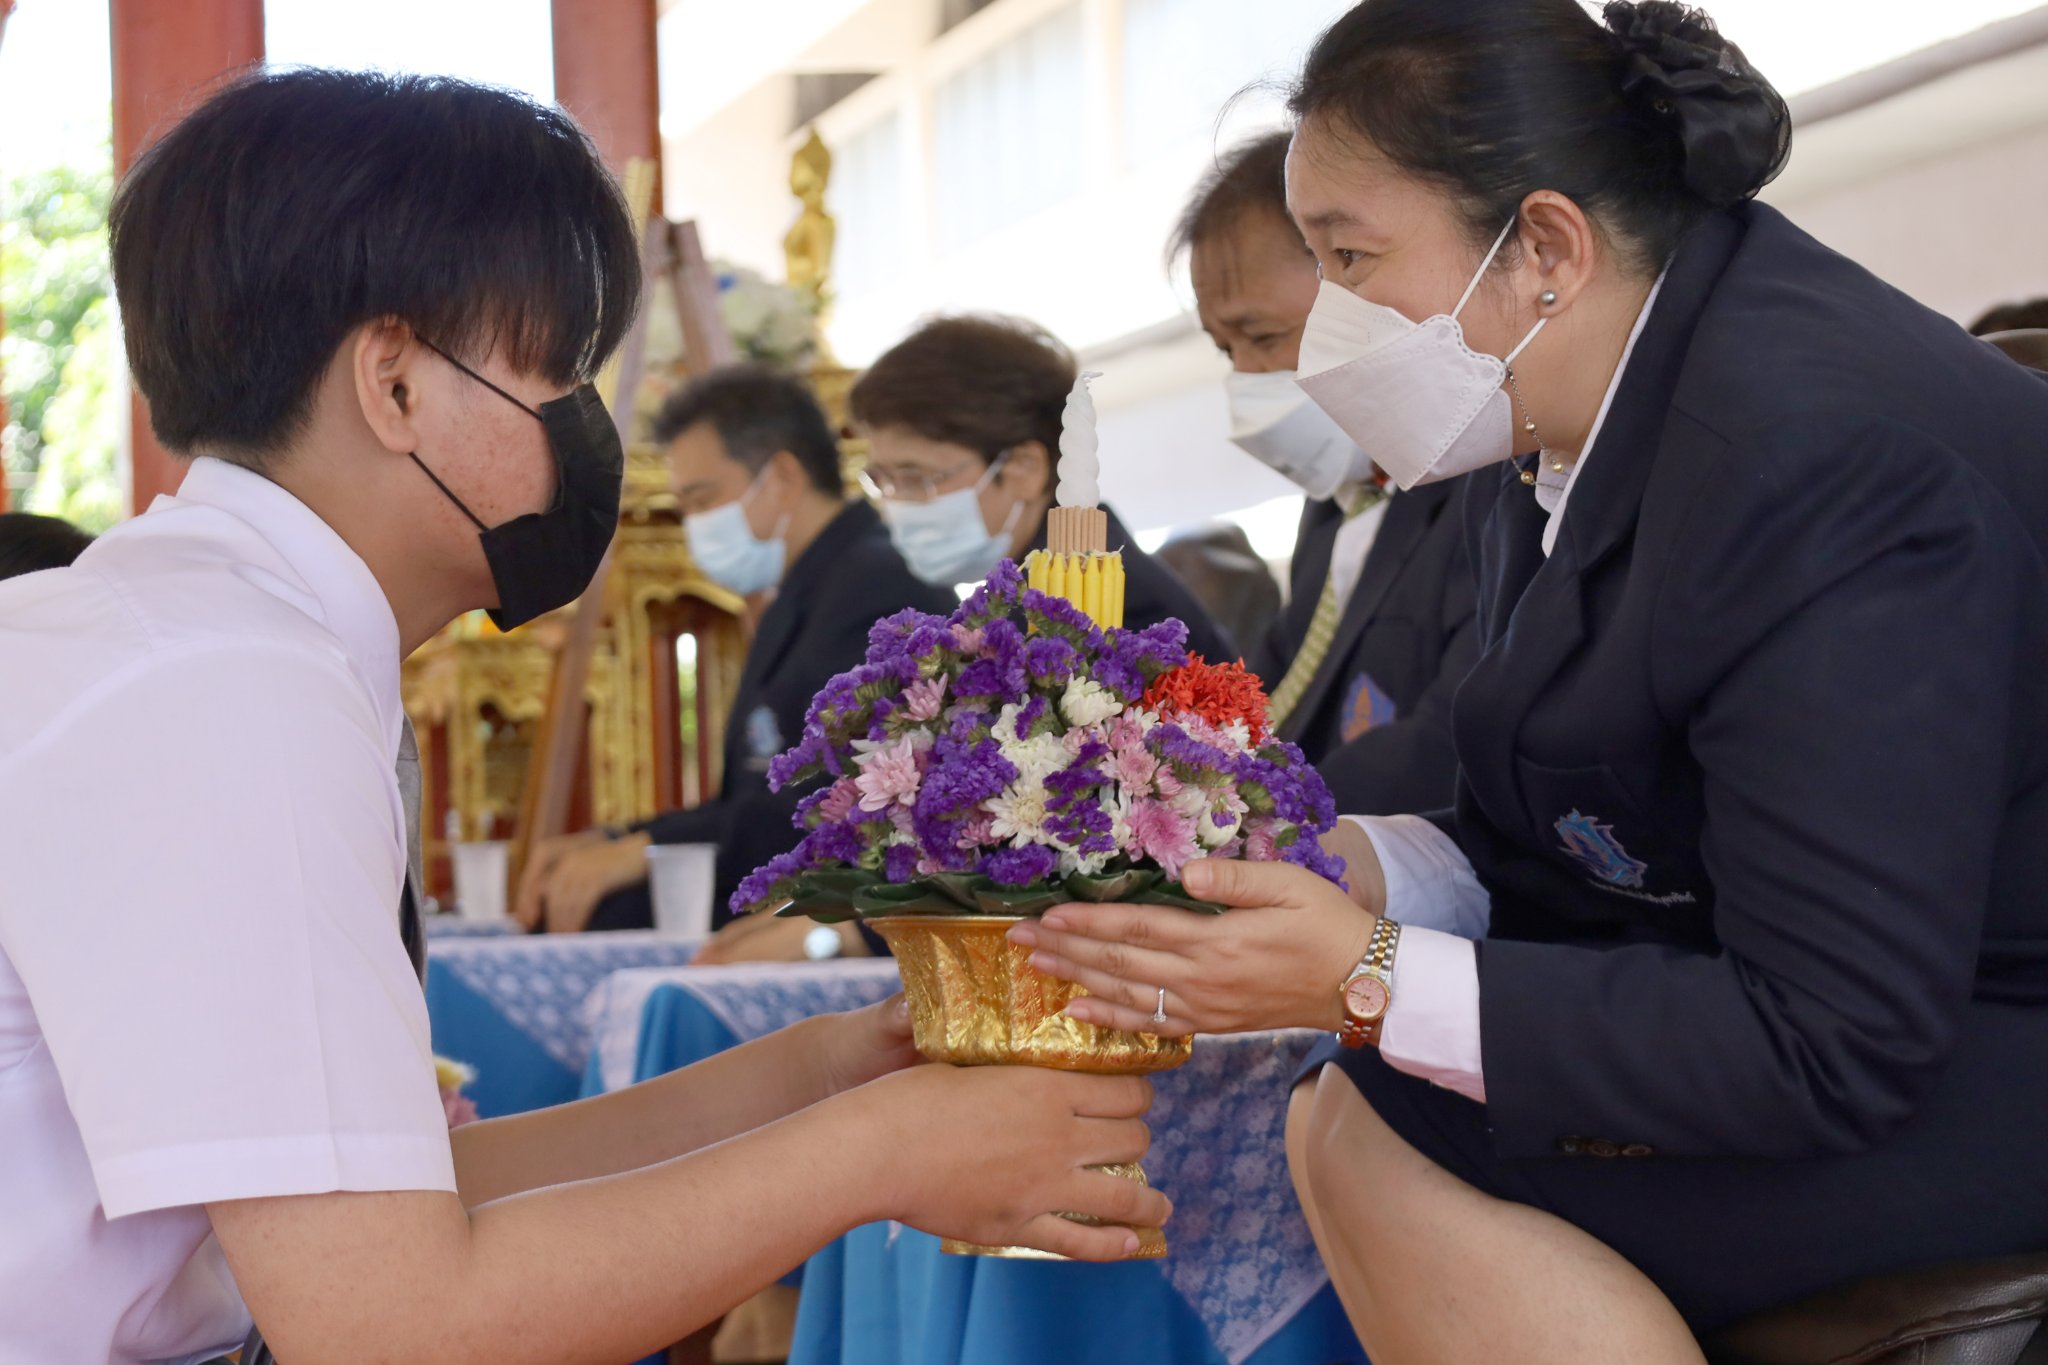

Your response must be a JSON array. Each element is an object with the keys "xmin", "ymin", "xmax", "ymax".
[{"xmin": 1338, "ymin": 918, "xmax": 1402, "ymax": 1049}]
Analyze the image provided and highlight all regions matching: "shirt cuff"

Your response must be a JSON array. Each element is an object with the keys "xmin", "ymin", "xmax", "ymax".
[
  {"xmin": 1343, "ymin": 813, "xmax": 1491, "ymax": 939},
  {"xmin": 96, "ymin": 1131, "xmax": 458, "ymax": 1220},
  {"xmin": 1378, "ymin": 925, "xmax": 1486, "ymax": 1104}
]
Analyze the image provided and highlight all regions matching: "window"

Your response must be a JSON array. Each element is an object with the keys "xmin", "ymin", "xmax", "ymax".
[
  {"xmin": 1121, "ymin": 0, "xmax": 1348, "ymax": 163},
  {"xmin": 830, "ymin": 110, "xmax": 907, "ymax": 297},
  {"xmin": 932, "ymin": 4, "xmax": 1087, "ymax": 253}
]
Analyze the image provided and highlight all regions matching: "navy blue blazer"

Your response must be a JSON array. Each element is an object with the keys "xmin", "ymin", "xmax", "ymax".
[
  {"xmin": 640, "ymin": 499, "xmax": 956, "ymax": 925},
  {"xmin": 1445, "ymin": 202, "xmax": 2048, "ymax": 1162},
  {"xmin": 1254, "ymin": 482, "xmax": 1477, "ymax": 815}
]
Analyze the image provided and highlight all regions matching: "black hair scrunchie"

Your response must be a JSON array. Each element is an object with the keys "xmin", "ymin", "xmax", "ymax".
[{"xmin": 1604, "ymin": 0, "xmax": 1790, "ymax": 207}]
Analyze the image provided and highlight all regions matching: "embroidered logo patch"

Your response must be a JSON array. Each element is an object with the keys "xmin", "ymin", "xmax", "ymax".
[
  {"xmin": 1554, "ymin": 809, "xmax": 1648, "ymax": 890},
  {"xmin": 1341, "ymin": 672, "xmax": 1399, "ymax": 742},
  {"xmin": 744, "ymin": 705, "xmax": 785, "ymax": 770}
]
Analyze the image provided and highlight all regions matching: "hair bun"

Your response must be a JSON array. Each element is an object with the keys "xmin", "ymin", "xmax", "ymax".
[{"xmin": 1603, "ymin": 1, "xmax": 1790, "ymax": 208}]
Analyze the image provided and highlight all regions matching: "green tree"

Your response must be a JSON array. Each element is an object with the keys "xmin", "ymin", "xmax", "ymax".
[{"xmin": 2, "ymin": 154, "xmax": 115, "ymax": 527}]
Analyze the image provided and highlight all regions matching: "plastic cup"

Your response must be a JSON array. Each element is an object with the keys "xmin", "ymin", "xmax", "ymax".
[
  {"xmin": 646, "ymin": 843, "xmax": 718, "ymax": 941},
  {"xmin": 450, "ymin": 840, "xmax": 510, "ymax": 922}
]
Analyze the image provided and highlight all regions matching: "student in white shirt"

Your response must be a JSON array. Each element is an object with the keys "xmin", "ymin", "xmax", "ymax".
[{"xmin": 0, "ymin": 69, "xmax": 1162, "ymax": 1365}]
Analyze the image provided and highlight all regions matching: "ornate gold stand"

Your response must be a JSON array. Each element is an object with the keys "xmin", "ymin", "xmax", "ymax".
[{"xmin": 870, "ymin": 915, "xmax": 1188, "ymax": 1260}]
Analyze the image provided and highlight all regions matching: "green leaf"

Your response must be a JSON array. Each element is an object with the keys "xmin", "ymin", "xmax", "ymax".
[
  {"xmin": 852, "ymin": 883, "xmax": 961, "ymax": 916},
  {"xmin": 1063, "ymin": 868, "xmax": 1161, "ymax": 902},
  {"xmin": 922, "ymin": 872, "xmax": 994, "ymax": 911},
  {"xmin": 798, "ymin": 867, "xmax": 883, "ymax": 897},
  {"xmin": 972, "ymin": 884, "xmax": 1063, "ymax": 916},
  {"xmin": 773, "ymin": 895, "xmax": 861, "ymax": 924},
  {"xmin": 1135, "ymin": 882, "xmax": 1229, "ymax": 914}
]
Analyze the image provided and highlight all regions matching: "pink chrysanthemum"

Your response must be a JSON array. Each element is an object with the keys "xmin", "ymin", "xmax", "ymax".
[
  {"xmin": 903, "ymin": 674, "xmax": 948, "ymax": 722},
  {"xmin": 855, "ymin": 736, "xmax": 923, "ymax": 812},
  {"xmin": 1126, "ymin": 798, "xmax": 1200, "ymax": 881}
]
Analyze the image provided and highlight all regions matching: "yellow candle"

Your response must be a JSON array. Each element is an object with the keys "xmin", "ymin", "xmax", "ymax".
[
  {"xmin": 1026, "ymin": 551, "xmax": 1047, "ymax": 594},
  {"xmin": 1049, "ymin": 554, "xmax": 1067, "ymax": 604},
  {"xmin": 1109, "ymin": 555, "xmax": 1126, "ymax": 628}
]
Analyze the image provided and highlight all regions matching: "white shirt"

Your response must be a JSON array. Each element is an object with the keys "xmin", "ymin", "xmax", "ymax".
[
  {"xmin": 1367, "ymin": 274, "xmax": 1667, "ymax": 1104},
  {"xmin": 1325, "ymin": 481, "xmax": 1390, "ymax": 615},
  {"xmin": 0, "ymin": 458, "xmax": 456, "ymax": 1365}
]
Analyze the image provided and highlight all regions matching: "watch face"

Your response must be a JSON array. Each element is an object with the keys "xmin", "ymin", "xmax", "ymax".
[
  {"xmin": 803, "ymin": 924, "xmax": 843, "ymax": 961},
  {"xmin": 1344, "ymin": 975, "xmax": 1389, "ymax": 1021}
]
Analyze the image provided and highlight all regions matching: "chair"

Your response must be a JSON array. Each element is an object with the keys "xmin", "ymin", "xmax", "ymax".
[{"xmin": 1705, "ymin": 1254, "xmax": 2048, "ymax": 1365}]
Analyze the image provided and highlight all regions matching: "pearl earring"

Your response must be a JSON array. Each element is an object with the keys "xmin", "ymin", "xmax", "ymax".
[{"xmin": 1539, "ymin": 289, "xmax": 1558, "ymax": 308}]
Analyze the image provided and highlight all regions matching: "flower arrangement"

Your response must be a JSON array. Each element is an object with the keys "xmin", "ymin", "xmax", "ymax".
[
  {"xmin": 713, "ymin": 261, "xmax": 824, "ymax": 371},
  {"xmin": 733, "ymin": 559, "xmax": 1345, "ymax": 922},
  {"xmin": 434, "ymin": 1055, "xmax": 479, "ymax": 1128}
]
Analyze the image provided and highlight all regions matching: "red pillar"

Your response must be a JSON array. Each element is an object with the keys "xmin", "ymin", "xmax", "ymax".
[
  {"xmin": 110, "ymin": 0, "xmax": 264, "ymax": 516},
  {"xmin": 550, "ymin": 0, "xmax": 661, "ymax": 196}
]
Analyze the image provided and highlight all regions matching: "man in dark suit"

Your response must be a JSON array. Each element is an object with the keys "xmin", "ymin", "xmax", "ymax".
[
  {"xmin": 1174, "ymin": 132, "xmax": 1478, "ymax": 815},
  {"xmin": 515, "ymin": 366, "xmax": 956, "ymax": 939}
]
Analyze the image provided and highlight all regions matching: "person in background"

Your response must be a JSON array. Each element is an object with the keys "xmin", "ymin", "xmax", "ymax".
[
  {"xmin": 1155, "ymin": 522, "xmax": 1283, "ymax": 655},
  {"xmin": 848, "ymin": 314, "xmax": 1234, "ymax": 666},
  {"xmin": 516, "ymin": 365, "xmax": 957, "ymax": 949},
  {"xmin": 1982, "ymin": 328, "xmax": 2048, "ymax": 373},
  {"xmin": 1969, "ymin": 296, "xmax": 2048, "ymax": 336},
  {"xmin": 1172, "ymin": 130, "xmax": 1477, "ymax": 815},
  {"xmin": 0, "ymin": 510, "xmax": 94, "ymax": 580}
]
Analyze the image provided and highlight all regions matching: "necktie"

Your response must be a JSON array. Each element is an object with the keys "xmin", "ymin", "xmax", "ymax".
[
  {"xmin": 232, "ymin": 719, "xmax": 427, "ymax": 1365},
  {"xmin": 1266, "ymin": 486, "xmax": 1386, "ymax": 733}
]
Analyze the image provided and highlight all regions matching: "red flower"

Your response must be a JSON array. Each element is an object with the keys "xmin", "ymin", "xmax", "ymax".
[{"xmin": 1141, "ymin": 655, "xmax": 1271, "ymax": 744}]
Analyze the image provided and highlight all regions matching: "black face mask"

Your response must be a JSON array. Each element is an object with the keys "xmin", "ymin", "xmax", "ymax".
[{"xmin": 408, "ymin": 343, "xmax": 623, "ymax": 631}]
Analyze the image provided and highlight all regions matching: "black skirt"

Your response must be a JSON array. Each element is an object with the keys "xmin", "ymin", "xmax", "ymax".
[{"xmin": 1296, "ymin": 1000, "xmax": 2048, "ymax": 1332}]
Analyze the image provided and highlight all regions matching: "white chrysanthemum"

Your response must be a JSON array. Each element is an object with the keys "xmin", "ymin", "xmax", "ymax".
[
  {"xmin": 993, "ymin": 704, "xmax": 1068, "ymax": 781},
  {"xmin": 1198, "ymin": 806, "xmax": 1243, "ymax": 849},
  {"xmin": 1061, "ymin": 676, "xmax": 1124, "ymax": 729},
  {"xmin": 986, "ymin": 777, "xmax": 1057, "ymax": 846}
]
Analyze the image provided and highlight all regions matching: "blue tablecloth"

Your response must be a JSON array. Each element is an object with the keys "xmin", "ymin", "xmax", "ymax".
[
  {"xmin": 584, "ymin": 964, "xmax": 1364, "ymax": 1365},
  {"xmin": 425, "ymin": 930, "xmax": 697, "ymax": 1118},
  {"xmin": 422, "ymin": 913, "xmax": 521, "ymax": 940}
]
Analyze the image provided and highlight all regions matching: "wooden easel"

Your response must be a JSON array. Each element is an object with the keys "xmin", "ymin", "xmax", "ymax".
[{"xmin": 508, "ymin": 197, "xmax": 738, "ymax": 894}]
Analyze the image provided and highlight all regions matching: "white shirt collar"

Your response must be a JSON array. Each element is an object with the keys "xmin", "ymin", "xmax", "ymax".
[
  {"xmin": 1536, "ymin": 269, "xmax": 1669, "ymax": 557},
  {"xmin": 170, "ymin": 457, "xmax": 406, "ymax": 754}
]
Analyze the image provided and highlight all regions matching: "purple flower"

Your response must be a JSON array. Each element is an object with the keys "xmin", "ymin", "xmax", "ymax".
[
  {"xmin": 1023, "ymin": 635, "xmax": 1080, "ymax": 689},
  {"xmin": 983, "ymin": 843, "xmax": 1059, "ymax": 887},
  {"xmin": 909, "ymin": 735, "xmax": 1018, "ymax": 872},
  {"xmin": 883, "ymin": 842, "xmax": 922, "ymax": 883},
  {"xmin": 953, "ymin": 559, "xmax": 1025, "ymax": 629},
  {"xmin": 954, "ymin": 618, "xmax": 1028, "ymax": 703},
  {"xmin": 1019, "ymin": 588, "xmax": 1105, "ymax": 653}
]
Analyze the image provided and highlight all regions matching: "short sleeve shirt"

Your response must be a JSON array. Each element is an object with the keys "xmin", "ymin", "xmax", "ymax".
[{"xmin": 0, "ymin": 459, "xmax": 457, "ymax": 1365}]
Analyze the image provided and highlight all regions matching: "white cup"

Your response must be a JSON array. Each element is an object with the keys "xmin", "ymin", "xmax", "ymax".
[
  {"xmin": 646, "ymin": 843, "xmax": 718, "ymax": 941},
  {"xmin": 450, "ymin": 841, "xmax": 510, "ymax": 922}
]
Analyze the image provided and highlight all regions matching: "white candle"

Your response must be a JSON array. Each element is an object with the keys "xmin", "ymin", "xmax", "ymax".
[{"xmin": 1056, "ymin": 370, "xmax": 1104, "ymax": 509}]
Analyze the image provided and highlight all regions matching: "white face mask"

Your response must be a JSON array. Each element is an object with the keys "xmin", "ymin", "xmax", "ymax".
[
  {"xmin": 1296, "ymin": 219, "xmax": 1546, "ymax": 490},
  {"xmin": 684, "ymin": 473, "xmax": 786, "ymax": 595},
  {"xmin": 1224, "ymin": 368, "xmax": 1375, "ymax": 501},
  {"xmin": 881, "ymin": 454, "xmax": 1024, "ymax": 588}
]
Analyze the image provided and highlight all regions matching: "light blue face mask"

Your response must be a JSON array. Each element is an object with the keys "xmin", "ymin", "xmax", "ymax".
[
  {"xmin": 684, "ymin": 473, "xmax": 786, "ymax": 595},
  {"xmin": 881, "ymin": 453, "xmax": 1023, "ymax": 588}
]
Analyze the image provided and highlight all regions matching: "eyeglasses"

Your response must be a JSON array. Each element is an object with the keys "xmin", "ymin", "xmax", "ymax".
[{"xmin": 859, "ymin": 450, "xmax": 1009, "ymax": 505}]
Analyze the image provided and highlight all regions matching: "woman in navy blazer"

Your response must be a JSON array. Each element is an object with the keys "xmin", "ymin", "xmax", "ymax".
[{"xmin": 1007, "ymin": 2, "xmax": 2048, "ymax": 1361}]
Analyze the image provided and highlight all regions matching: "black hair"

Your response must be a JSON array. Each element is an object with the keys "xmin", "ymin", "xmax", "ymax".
[
  {"xmin": 110, "ymin": 68, "xmax": 641, "ymax": 463},
  {"xmin": 849, "ymin": 314, "xmax": 1075, "ymax": 465},
  {"xmin": 1289, "ymin": 0, "xmax": 1789, "ymax": 274},
  {"xmin": 652, "ymin": 365, "xmax": 844, "ymax": 496},
  {"xmin": 1166, "ymin": 131, "xmax": 1297, "ymax": 269},
  {"xmin": 0, "ymin": 511, "xmax": 95, "ymax": 581},
  {"xmin": 1970, "ymin": 298, "xmax": 2048, "ymax": 337}
]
